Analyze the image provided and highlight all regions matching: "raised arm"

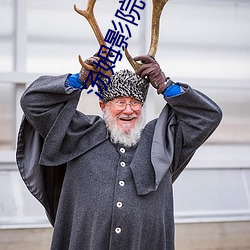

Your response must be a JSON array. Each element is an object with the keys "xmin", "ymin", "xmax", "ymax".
[
  {"xmin": 165, "ymin": 84, "xmax": 222, "ymax": 181},
  {"xmin": 134, "ymin": 55, "xmax": 222, "ymax": 181},
  {"xmin": 20, "ymin": 74, "xmax": 81, "ymax": 138}
]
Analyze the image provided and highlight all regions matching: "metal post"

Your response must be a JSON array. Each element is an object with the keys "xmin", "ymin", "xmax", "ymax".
[{"xmin": 13, "ymin": 0, "xmax": 27, "ymax": 146}]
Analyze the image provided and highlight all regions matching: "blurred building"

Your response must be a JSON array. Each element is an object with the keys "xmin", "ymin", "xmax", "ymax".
[{"xmin": 0, "ymin": 0, "xmax": 250, "ymax": 249}]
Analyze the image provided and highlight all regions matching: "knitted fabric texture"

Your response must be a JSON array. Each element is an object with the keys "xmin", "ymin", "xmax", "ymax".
[{"xmin": 98, "ymin": 69, "xmax": 149, "ymax": 103}]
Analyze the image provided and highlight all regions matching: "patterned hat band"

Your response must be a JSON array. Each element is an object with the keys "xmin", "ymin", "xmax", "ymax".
[{"xmin": 98, "ymin": 69, "xmax": 149, "ymax": 103}]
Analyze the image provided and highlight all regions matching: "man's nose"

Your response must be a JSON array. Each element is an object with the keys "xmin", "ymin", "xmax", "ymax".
[{"xmin": 122, "ymin": 104, "xmax": 134, "ymax": 115}]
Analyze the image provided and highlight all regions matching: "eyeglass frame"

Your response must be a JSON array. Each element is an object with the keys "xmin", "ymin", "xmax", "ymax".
[{"xmin": 107, "ymin": 99, "xmax": 143, "ymax": 111}]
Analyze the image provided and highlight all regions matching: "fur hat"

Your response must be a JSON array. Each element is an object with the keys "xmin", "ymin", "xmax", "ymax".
[{"xmin": 98, "ymin": 69, "xmax": 149, "ymax": 103}]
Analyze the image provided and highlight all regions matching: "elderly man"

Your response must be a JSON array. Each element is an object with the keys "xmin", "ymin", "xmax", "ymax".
[{"xmin": 17, "ymin": 55, "xmax": 222, "ymax": 250}]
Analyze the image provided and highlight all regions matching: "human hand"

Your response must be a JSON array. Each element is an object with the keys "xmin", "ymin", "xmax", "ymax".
[
  {"xmin": 79, "ymin": 55, "xmax": 102, "ymax": 88},
  {"xmin": 134, "ymin": 55, "xmax": 167, "ymax": 94}
]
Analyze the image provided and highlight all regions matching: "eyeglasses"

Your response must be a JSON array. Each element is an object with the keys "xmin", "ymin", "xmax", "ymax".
[{"xmin": 109, "ymin": 100, "xmax": 142, "ymax": 111}]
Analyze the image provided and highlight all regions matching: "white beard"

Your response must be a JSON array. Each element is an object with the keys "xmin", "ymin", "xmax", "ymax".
[{"xmin": 103, "ymin": 109, "xmax": 145, "ymax": 147}]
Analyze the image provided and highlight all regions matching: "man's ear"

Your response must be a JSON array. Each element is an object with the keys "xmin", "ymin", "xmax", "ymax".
[{"xmin": 99, "ymin": 101, "xmax": 106, "ymax": 111}]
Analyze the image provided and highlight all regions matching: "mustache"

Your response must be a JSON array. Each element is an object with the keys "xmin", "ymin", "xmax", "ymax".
[{"xmin": 117, "ymin": 114, "xmax": 138, "ymax": 119}]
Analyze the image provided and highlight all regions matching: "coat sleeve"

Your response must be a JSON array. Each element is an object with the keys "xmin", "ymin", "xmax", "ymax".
[
  {"xmin": 20, "ymin": 74, "xmax": 107, "ymax": 166},
  {"xmin": 20, "ymin": 74, "xmax": 82, "ymax": 139},
  {"xmin": 17, "ymin": 74, "xmax": 108, "ymax": 225},
  {"xmin": 164, "ymin": 84, "xmax": 223, "ymax": 182},
  {"xmin": 17, "ymin": 74, "xmax": 78, "ymax": 225}
]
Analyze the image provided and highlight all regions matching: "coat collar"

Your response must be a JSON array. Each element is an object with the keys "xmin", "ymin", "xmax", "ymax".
[{"xmin": 130, "ymin": 105, "xmax": 177, "ymax": 195}]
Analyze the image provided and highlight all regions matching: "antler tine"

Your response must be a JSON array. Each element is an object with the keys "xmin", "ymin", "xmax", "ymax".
[
  {"xmin": 74, "ymin": 0, "xmax": 111, "ymax": 76},
  {"xmin": 125, "ymin": 47, "xmax": 141, "ymax": 71},
  {"xmin": 125, "ymin": 0, "xmax": 168, "ymax": 71},
  {"xmin": 148, "ymin": 0, "xmax": 168, "ymax": 57}
]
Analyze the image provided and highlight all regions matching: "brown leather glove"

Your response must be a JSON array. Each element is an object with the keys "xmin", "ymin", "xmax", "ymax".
[
  {"xmin": 134, "ymin": 55, "xmax": 167, "ymax": 94},
  {"xmin": 79, "ymin": 56, "xmax": 102, "ymax": 89}
]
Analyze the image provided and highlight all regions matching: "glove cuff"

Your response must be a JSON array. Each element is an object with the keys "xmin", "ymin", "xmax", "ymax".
[
  {"xmin": 79, "ymin": 68, "xmax": 88, "ymax": 84},
  {"xmin": 157, "ymin": 77, "xmax": 175, "ymax": 94}
]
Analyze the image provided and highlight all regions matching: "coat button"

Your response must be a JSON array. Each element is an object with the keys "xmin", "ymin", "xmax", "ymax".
[
  {"xmin": 120, "ymin": 148, "xmax": 125, "ymax": 153},
  {"xmin": 119, "ymin": 181, "xmax": 125, "ymax": 186},
  {"xmin": 115, "ymin": 227, "xmax": 122, "ymax": 234},
  {"xmin": 117, "ymin": 202, "xmax": 123, "ymax": 208},
  {"xmin": 120, "ymin": 162, "xmax": 126, "ymax": 167}
]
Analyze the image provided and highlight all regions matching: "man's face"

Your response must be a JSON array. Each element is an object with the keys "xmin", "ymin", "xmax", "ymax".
[{"xmin": 99, "ymin": 96, "xmax": 142, "ymax": 133}]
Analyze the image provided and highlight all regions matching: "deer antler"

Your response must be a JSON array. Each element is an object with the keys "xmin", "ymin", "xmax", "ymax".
[
  {"xmin": 125, "ymin": 0, "xmax": 168, "ymax": 70},
  {"xmin": 74, "ymin": 0, "xmax": 111, "ymax": 76}
]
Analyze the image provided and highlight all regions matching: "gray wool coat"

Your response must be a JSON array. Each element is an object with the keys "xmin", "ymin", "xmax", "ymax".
[{"xmin": 16, "ymin": 74, "xmax": 222, "ymax": 250}]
